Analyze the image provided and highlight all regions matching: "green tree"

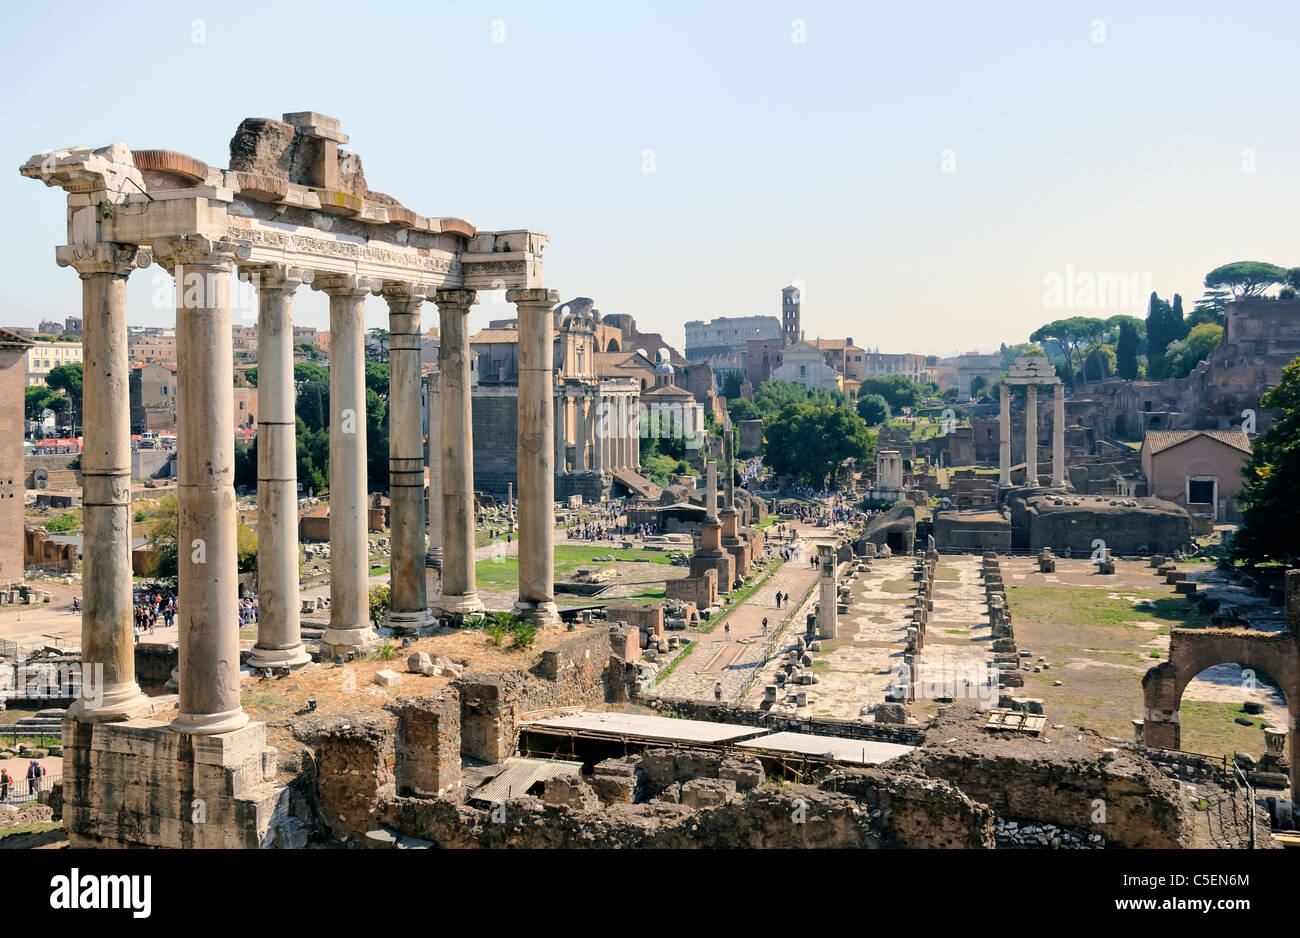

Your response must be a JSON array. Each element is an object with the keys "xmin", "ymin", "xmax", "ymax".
[
  {"xmin": 46, "ymin": 363, "xmax": 83, "ymax": 428},
  {"xmin": 145, "ymin": 492, "xmax": 256, "ymax": 578},
  {"xmin": 1116, "ymin": 318, "xmax": 1140, "ymax": 379},
  {"xmin": 856, "ymin": 393, "xmax": 890, "ymax": 426},
  {"xmin": 858, "ymin": 375, "xmax": 925, "ymax": 413},
  {"xmin": 1204, "ymin": 261, "xmax": 1290, "ymax": 298},
  {"xmin": 728, "ymin": 397, "xmax": 760, "ymax": 422},
  {"xmin": 25, "ymin": 385, "xmax": 68, "ymax": 421},
  {"xmin": 1236, "ymin": 358, "xmax": 1300, "ymax": 563},
  {"xmin": 1165, "ymin": 323, "xmax": 1223, "ymax": 379},
  {"xmin": 763, "ymin": 403, "xmax": 873, "ymax": 487},
  {"xmin": 1029, "ymin": 317, "xmax": 1106, "ymax": 383},
  {"xmin": 722, "ymin": 370, "xmax": 746, "ymax": 401}
]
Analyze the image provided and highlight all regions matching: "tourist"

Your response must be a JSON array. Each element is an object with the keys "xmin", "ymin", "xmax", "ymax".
[
  {"xmin": 71, "ymin": 596, "xmax": 79, "ymax": 613},
  {"xmin": 27, "ymin": 760, "xmax": 44, "ymax": 796},
  {"xmin": 761, "ymin": 617, "xmax": 768, "ymax": 636},
  {"xmin": 714, "ymin": 681, "xmax": 722, "ymax": 701},
  {"xmin": 724, "ymin": 623, "xmax": 731, "ymax": 641},
  {"xmin": 0, "ymin": 767, "xmax": 11, "ymax": 802}
]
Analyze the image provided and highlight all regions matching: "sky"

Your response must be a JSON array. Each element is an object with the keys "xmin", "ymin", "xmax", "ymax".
[{"xmin": 3, "ymin": 0, "xmax": 1297, "ymax": 356}]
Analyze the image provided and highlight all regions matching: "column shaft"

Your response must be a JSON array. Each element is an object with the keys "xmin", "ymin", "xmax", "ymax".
[
  {"xmin": 384, "ymin": 285, "xmax": 431, "ymax": 631},
  {"xmin": 248, "ymin": 267, "xmax": 311, "ymax": 669},
  {"xmin": 1025, "ymin": 385, "xmax": 1039, "ymax": 487},
  {"xmin": 315, "ymin": 275, "xmax": 379, "ymax": 653},
  {"xmin": 154, "ymin": 237, "xmax": 248, "ymax": 735},
  {"xmin": 434, "ymin": 291, "xmax": 482, "ymax": 614},
  {"xmin": 56, "ymin": 244, "xmax": 150, "ymax": 721},
  {"xmin": 510, "ymin": 289, "xmax": 560, "ymax": 626},
  {"xmin": 426, "ymin": 372, "xmax": 443, "ymax": 568},
  {"xmin": 999, "ymin": 387, "xmax": 1011, "ymax": 487},
  {"xmin": 1053, "ymin": 383, "xmax": 1066, "ymax": 487}
]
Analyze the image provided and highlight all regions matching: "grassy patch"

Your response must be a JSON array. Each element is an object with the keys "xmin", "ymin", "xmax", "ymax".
[
  {"xmin": 1179, "ymin": 700, "xmax": 1274, "ymax": 763},
  {"xmin": 477, "ymin": 545, "xmax": 672, "ymax": 591},
  {"xmin": 1006, "ymin": 586, "xmax": 1213, "ymax": 630}
]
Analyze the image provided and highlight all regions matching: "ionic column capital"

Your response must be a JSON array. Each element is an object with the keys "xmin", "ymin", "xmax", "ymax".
[
  {"xmin": 56, "ymin": 242, "xmax": 151, "ymax": 278},
  {"xmin": 506, "ymin": 287, "xmax": 559, "ymax": 308},
  {"xmin": 433, "ymin": 288, "xmax": 478, "ymax": 310},
  {"xmin": 238, "ymin": 263, "xmax": 314, "ymax": 292},
  {"xmin": 151, "ymin": 235, "xmax": 250, "ymax": 273},
  {"xmin": 382, "ymin": 281, "xmax": 433, "ymax": 318},
  {"xmin": 312, "ymin": 273, "xmax": 382, "ymax": 297}
]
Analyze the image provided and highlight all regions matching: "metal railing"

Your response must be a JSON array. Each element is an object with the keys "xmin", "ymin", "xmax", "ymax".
[{"xmin": 0, "ymin": 773, "xmax": 59, "ymax": 808}]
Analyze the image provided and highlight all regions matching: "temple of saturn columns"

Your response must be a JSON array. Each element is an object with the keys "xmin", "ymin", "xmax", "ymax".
[
  {"xmin": 20, "ymin": 112, "xmax": 561, "ymax": 845},
  {"xmin": 998, "ymin": 355, "xmax": 1066, "ymax": 489}
]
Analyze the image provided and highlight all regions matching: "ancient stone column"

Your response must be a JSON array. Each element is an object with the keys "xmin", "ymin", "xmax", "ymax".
[
  {"xmin": 314, "ymin": 274, "xmax": 381, "ymax": 655},
  {"xmin": 426, "ymin": 370, "xmax": 443, "ymax": 569},
  {"xmin": 705, "ymin": 461, "xmax": 718, "ymax": 522},
  {"xmin": 153, "ymin": 236, "xmax": 250, "ymax": 735},
  {"xmin": 433, "ymin": 290, "xmax": 482, "ymax": 615},
  {"xmin": 999, "ymin": 386, "xmax": 1011, "ymax": 488},
  {"xmin": 1025, "ymin": 384, "xmax": 1038, "ymax": 487},
  {"xmin": 723, "ymin": 414, "xmax": 735, "ymax": 509},
  {"xmin": 55, "ymin": 243, "xmax": 152, "ymax": 722},
  {"xmin": 818, "ymin": 543, "xmax": 838, "ymax": 639},
  {"xmin": 383, "ymin": 282, "xmax": 432, "ymax": 632},
  {"xmin": 510, "ymin": 288, "xmax": 560, "ymax": 627},
  {"xmin": 245, "ymin": 265, "xmax": 312, "ymax": 670},
  {"xmin": 1052, "ymin": 382, "xmax": 1066, "ymax": 487},
  {"xmin": 594, "ymin": 393, "xmax": 606, "ymax": 475}
]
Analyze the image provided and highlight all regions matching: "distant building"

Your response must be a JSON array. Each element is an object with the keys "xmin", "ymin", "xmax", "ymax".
[
  {"xmin": 684, "ymin": 314, "xmax": 782, "ymax": 379},
  {"xmin": 1140, "ymin": 429, "xmax": 1252, "ymax": 522},
  {"xmin": 859, "ymin": 349, "xmax": 930, "ymax": 385},
  {"xmin": 770, "ymin": 340, "xmax": 843, "ymax": 391},
  {"xmin": 25, "ymin": 339, "xmax": 82, "ymax": 387},
  {"xmin": 129, "ymin": 362, "xmax": 178, "ymax": 434},
  {"xmin": 128, "ymin": 330, "xmax": 177, "ymax": 366}
]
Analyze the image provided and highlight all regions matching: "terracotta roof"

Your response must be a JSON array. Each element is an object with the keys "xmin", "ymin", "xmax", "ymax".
[
  {"xmin": 1144, "ymin": 430, "xmax": 1252, "ymax": 456},
  {"xmin": 813, "ymin": 338, "xmax": 847, "ymax": 350},
  {"xmin": 470, "ymin": 328, "xmax": 519, "ymax": 344},
  {"xmin": 0, "ymin": 328, "xmax": 35, "ymax": 349}
]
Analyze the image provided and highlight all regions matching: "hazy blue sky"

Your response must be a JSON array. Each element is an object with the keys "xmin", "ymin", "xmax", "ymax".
[{"xmin": 4, "ymin": 1, "xmax": 1297, "ymax": 355}]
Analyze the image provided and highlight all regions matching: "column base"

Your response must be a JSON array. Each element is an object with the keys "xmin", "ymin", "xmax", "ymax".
[
  {"xmin": 67, "ymin": 680, "xmax": 155, "ymax": 723},
  {"xmin": 513, "ymin": 599, "xmax": 561, "ymax": 628},
  {"xmin": 170, "ymin": 705, "xmax": 250, "ymax": 736},
  {"xmin": 246, "ymin": 642, "xmax": 313, "ymax": 671},
  {"xmin": 319, "ymin": 626, "xmax": 380, "ymax": 660},
  {"xmin": 164, "ymin": 666, "xmax": 179, "ymax": 692},
  {"xmin": 384, "ymin": 608, "xmax": 433, "ymax": 633},
  {"xmin": 436, "ymin": 593, "xmax": 483, "ymax": 616}
]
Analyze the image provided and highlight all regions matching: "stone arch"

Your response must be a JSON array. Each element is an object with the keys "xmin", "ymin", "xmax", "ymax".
[
  {"xmin": 1143, "ymin": 619, "xmax": 1300, "ymax": 792},
  {"xmin": 606, "ymin": 337, "xmax": 620, "ymax": 352}
]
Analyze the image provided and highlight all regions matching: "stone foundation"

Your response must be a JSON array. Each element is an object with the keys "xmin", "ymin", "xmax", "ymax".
[{"xmin": 62, "ymin": 714, "xmax": 305, "ymax": 848}]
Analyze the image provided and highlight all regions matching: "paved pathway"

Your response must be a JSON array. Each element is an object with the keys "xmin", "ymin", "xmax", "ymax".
[{"xmin": 656, "ymin": 524, "xmax": 827, "ymax": 702}]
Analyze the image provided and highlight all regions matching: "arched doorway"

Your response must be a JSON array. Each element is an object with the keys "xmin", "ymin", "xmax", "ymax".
[
  {"xmin": 606, "ymin": 338, "xmax": 620, "ymax": 352},
  {"xmin": 1176, "ymin": 662, "xmax": 1286, "ymax": 763},
  {"xmin": 1143, "ymin": 627, "xmax": 1299, "ymax": 793}
]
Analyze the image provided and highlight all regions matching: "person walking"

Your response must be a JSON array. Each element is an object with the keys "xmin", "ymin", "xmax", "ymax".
[
  {"xmin": 761, "ymin": 616, "xmax": 768, "ymax": 636},
  {"xmin": 0, "ymin": 768, "xmax": 11, "ymax": 802},
  {"xmin": 714, "ymin": 681, "xmax": 723, "ymax": 701},
  {"xmin": 723, "ymin": 622, "xmax": 731, "ymax": 641}
]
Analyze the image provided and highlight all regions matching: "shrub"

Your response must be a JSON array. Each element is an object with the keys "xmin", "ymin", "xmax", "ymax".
[{"xmin": 511, "ymin": 622, "xmax": 537, "ymax": 649}]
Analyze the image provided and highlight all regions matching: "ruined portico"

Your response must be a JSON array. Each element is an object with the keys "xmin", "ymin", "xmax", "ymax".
[
  {"xmin": 999, "ymin": 356, "xmax": 1066, "ymax": 489},
  {"xmin": 23, "ymin": 112, "xmax": 552, "ymax": 847}
]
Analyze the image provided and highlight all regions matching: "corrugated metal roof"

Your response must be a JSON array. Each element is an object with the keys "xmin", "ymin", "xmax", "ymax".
[
  {"xmin": 522, "ymin": 711, "xmax": 767, "ymax": 744},
  {"xmin": 469, "ymin": 757, "xmax": 582, "ymax": 804},
  {"xmin": 735, "ymin": 732, "xmax": 914, "ymax": 765}
]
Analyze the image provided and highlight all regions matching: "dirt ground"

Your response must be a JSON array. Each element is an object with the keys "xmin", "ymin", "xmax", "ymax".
[{"xmin": 1003, "ymin": 556, "xmax": 1284, "ymax": 762}]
